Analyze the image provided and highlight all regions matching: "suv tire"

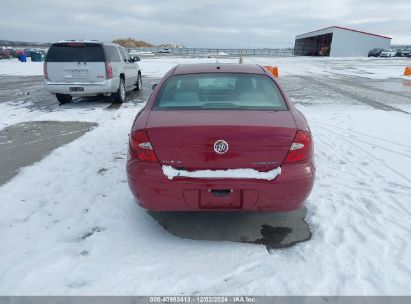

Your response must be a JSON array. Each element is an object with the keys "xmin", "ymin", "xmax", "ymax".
[
  {"xmin": 56, "ymin": 94, "xmax": 72, "ymax": 105},
  {"xmin": 114, "ymin": 78, "xmax": 126, "ymax": 103},
  {"xmin": 134, "ymin": 73, "xmax": 142, "ymax": 91}
]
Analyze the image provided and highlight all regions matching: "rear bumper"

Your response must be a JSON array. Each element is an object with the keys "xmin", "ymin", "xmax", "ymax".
[
  {"xmin": 43, "ymin": 78, "xmax": 120, "ymax": 96},
  {"xmin": 127, "ymin": 161, "xmax": 315, "ymax": 211}
]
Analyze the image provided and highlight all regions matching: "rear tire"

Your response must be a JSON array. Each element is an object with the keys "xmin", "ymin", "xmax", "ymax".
[
  {"xmin": 134, "ymin": 73, "xmax": 142, "ymax": 91},
  {"xmin": 114, "ymin": 78, "xmax": 126, "ymax": 103},
  {"xmin": 56, "ymin": 94, "xmax": 72, "ymax": 105}
]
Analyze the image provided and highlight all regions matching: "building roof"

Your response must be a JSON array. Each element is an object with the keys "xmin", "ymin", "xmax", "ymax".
[{"xmin": 297, "ymin": 26, "xmax": 392, "ymax": 40}]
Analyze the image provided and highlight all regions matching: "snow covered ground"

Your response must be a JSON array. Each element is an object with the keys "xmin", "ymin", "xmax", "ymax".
[
  {"xmin": 0, "ymin": 59, "xmax": 44, "ymax": 76},
  {"xmin": 0, "ymin": 56, "xmax": 411, "ymax": 295},
  {"xmin": 1, "ymin": 56, "xmax": 411, "ymax": 79}
]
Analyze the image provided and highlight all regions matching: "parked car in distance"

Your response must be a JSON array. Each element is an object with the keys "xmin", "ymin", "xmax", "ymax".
[
  {"xmin": 0, "ymin": 47, "xmax": 18, "ymax": 59},
  {"xmin": 394, "ymin": 49, "xmax": 404, "ymax": 57},
  {"xmin": 43, "ymin": 40, "xmax": 142, "ymax": 105},
  {"xmin": 379, "ymin": 49, "xmax": 397, "ymax": 57},
  {"xmin": 0, "ymin": 49, "xmax": 12, "ymax": 59},
  {"xmin": 401, "ymin": 49, "xmax": 411, "ymax": 58},
  {"xmin": 159, "ymin": 48, "xmax": 171, "ymax": 54},
  {"xmin": 368, "ymin": 48, "xmax": 383, "ymax": 57},
  {"xmin": 16, "ymin": 48, "xmax": 31, "ymax": 57},
  {"xmin": 127, "ymin": 63, "xmax": 316, "ymax": 212}
]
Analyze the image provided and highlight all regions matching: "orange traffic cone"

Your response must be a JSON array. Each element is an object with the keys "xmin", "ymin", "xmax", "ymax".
[
  {"xmin": 263, "ymin": 66, "xmax": 279, "ymax": 78},
  {"xmin": 404, "ymin": 67, "xmax": 411, "ymax": 76},
  {"xmin": 272, "ymin": 66, "xmax": 279, "ymax": 78}
]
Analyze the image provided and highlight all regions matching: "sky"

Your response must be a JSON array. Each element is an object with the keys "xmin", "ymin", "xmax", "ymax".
[{"xmin": 0, "ymin": 0, "xmax": 410, "ymax": 48}]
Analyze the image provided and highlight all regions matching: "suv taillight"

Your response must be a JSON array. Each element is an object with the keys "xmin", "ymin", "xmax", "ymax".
[
  {"xmin": 44, "ymin": 62, "xmax": 49, "ymax": 80},
  {"xmin": 105, "ymin": 62, "xmax": 113, "ymax": 79},
  {"xmin": 284, "ymin": 130, "xmax": 313, "ymax": 163},
  {"xmin": 129, "ymin": 130, "xmax": 158, "ymax": 163}
]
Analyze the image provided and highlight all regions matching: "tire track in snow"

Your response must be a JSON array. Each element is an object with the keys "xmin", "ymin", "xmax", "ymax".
[
  {"xmin": 311, "ymin": 118, "xmax": 411, "ymax": 286},
  {"xmin": 337, "ymin": 77, "xmax": 411, "ymax": 101},
  {"xmin": 299, "ymin": 76, "xmax": 411, "ymax": 115},
  {"xmin": 312, "ymin": 121, "xmax": 411, "ymax": 184},
  {"xmin": 312, "ymin": 120, "xmax": 411, "ymax": 236},
  {"xmin": 312, "ymin": 120, "xmax": 411, "ymax": 150}
]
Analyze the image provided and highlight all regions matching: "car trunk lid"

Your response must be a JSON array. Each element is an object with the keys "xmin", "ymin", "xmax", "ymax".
[{"xmin": 145, "ymin": 110, "xmax": 297, "ymax": 171}]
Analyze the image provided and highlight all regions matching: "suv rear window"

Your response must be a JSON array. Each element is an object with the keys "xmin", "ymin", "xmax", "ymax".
[
  {"xmin": 153, "ymin": 73, "xmax": 288, "ymax": 111},
  {"xmin": 46, "ymin": 43, "xmax": 105, "ymax": 62}
]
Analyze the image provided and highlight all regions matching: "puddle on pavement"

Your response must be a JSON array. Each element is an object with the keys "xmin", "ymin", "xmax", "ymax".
[
  {"xmin": 149, "ymin": 207, "xmax": 312, "ymax": 251},
  {"xmin": 0, "ymin": 121, "xmax": 97, "ymax": 185}
]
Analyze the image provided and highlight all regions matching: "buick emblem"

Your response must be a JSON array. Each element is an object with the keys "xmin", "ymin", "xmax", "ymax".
[{"xmin": 214, "ymin": 140, "xmax": 229, "ymax": 154}]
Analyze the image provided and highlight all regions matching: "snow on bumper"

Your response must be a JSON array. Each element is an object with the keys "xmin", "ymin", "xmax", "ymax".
[
  {"xmin": 162, "ymin": 165, "xmax": 282, "ymax": 181},
  {"xmin": 127, "ymin": 161, "xmax": 315, "ymax": 211}
]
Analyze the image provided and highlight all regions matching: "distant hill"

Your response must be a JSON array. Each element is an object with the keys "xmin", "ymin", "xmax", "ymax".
[
  {"xmin": 112, "ymin": 38, "xmax": 154, "ymax": 48},
  {"xmin": 0, "ymin": 39, "xmax": 50, "ymax": 47},
  {"xmin": 1, "ymin": 38, "xmax": 186, "ymax": 49}
]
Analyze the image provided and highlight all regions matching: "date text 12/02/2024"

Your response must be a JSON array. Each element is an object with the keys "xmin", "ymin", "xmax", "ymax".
[{"xmin": 149, "ymin": 296, "xmax": 257, "ymax": 303}]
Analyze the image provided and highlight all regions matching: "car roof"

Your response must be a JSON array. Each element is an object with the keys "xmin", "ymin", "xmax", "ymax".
[
  {"xmin": 54, "ymin": 40, "xmax": 121, "ymax": 47},
  {"xmin": 172, "ymin": 63, "xmax": 266, "ymax": 75}
]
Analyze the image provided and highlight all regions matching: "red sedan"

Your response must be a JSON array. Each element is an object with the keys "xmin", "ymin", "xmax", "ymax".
[{"xmin": 127, "ymin": 64, "xmax": 315, "ymax": 211}]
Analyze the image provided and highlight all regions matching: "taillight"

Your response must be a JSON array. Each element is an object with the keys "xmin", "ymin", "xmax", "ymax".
[
  {"xmin": 284, "ymin": 130, "xmax": 313, "ymax": 163},
  {"xmin": 44, "ymin": 62, "xmax": 49, "ymax": 80},
  {"xmin": 129, "ymin": 130, "xmax": 158, "ymax": 163},
  {"xmin": 105, "ymin": 62, "xmax": 113, "ymax": 79}
]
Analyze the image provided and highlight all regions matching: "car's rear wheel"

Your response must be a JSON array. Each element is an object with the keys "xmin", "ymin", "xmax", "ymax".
[
  {"xmin": 134, "ymin": 73, "xmax": 142, "ymax": 91},
  {"xmin": 114, "ymin": 78, "xmax": 126, "ymax": 103},
  {"xmin": 56, "ymin": 94, "xmax": 72, "ymax": 105}
]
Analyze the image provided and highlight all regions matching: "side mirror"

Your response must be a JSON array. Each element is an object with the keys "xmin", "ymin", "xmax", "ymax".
[
  {"xmin": 152, "ymin": 83, "xmax": 158, "ymax": 90},
  {"xmin": 133, "ymin": 56, "xmax": 140, "ymax": 62}
]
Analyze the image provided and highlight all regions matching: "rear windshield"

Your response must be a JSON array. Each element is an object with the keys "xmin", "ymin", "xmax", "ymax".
[
  {"xmin": 153, "ymin": 73, "xmax": 287, "ymax": 111},
  {"xmin": 46, "ymin": 43, "xmax": 105, "ymax": 62}
]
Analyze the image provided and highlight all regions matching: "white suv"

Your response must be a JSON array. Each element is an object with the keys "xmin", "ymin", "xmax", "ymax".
[
  {"xmin": 44, "ymin": 40, "xmax": 142, "ymax": 104},
  {"xmin": 379, "ymin": 49, "xmax": 397, "ymax": 58}
]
